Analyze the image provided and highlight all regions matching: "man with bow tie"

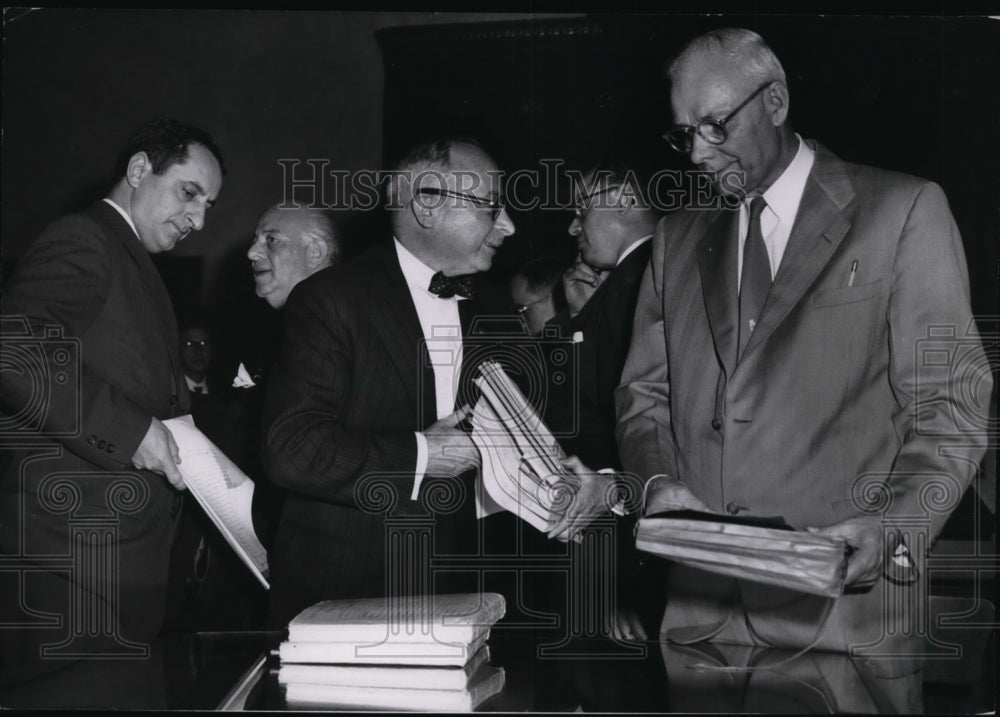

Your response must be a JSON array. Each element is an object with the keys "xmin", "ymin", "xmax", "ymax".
[{"xmin": 261, "ymin": 139, "xmax": 515, "ymax": 626}]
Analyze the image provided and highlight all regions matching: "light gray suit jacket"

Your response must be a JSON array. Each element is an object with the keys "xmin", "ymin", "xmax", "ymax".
[{"xmin": 615, "ymin": 142, "xmax": 990, "ymax": 649}]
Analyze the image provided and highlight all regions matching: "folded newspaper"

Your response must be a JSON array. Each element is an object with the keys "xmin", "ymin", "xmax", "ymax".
[
  {"xmin": 163, "ymin": 415, "xmax": 270, "ymax": 589},
  {"xmin": 470, "ymin": 361, "xmax": 574, "ymax": 533},
  {"xmin": 635, "ymin": 510, "xmax": 849, "ymax": 598}
]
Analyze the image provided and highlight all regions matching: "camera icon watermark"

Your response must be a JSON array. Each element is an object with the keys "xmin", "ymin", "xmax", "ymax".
[
  {"xmin": 913, "ymin": 320, "xmax": 996, "ymax": 437},
  {"xmin": 0, "ymin": 316, "xmax": 82, "ymax": 440}
]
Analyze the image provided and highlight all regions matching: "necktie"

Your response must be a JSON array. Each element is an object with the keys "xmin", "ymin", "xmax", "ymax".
[
  {"xmin": 193, "ymin": 385, "xmax": 204, "ymax": 394},
  {"xmin": 738, "ymin": 196, "xmax": 771, "ymax": 359},
  {"xmin": 428, "ymin": 271, "xmax": 476, "ymax": 299}
]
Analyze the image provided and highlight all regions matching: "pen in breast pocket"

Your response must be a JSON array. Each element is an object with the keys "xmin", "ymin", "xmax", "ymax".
[{"xmin": 847, "ymin": 259, "xmax": 858, "ymax": 287}]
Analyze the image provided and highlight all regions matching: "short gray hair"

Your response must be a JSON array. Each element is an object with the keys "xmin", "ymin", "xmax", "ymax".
[
  {"xmin": 301, "ymin": 209, "xmax": 341, "ymax": 267},
  {"xmin": 668, "ymin": 28, "xmax": 786, "ymax": 87}
]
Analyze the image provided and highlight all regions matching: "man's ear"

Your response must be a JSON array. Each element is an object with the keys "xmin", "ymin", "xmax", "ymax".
[
  {"xmin": 125, "ymin": 151, "xmax": 153, "ymax": 189},
  {"xmin": 306, "ymin": 238, "xmax": 330, "ymax": 270},
  {"xmin": 765, "ymin": 81, "xmax": 790, "ymax": 127},
  {"xmin": 409, "ymin": 188, "xmax": 438, "ymax": 230}
]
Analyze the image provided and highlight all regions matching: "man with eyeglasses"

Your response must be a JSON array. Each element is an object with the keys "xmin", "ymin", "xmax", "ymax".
[
  {"xmin": 510, "ymin": 256, "xmax": 567, "ymax": 336},
  {"xmin": 261, "ymin": 139, "xmax": 516, "ymax": 626},
  {"xmin": 539, "ymin": 162, "xmax": 661, "ymax": 640},
  {"xmin": 607, "ymin": 28, "xmax": 990, "ymax": 651}
]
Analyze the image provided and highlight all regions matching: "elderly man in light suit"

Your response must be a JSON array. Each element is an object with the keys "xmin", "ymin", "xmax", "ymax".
[{"xmin": 614, "ymin": 28, "xmax": 991, "ymax": 652}]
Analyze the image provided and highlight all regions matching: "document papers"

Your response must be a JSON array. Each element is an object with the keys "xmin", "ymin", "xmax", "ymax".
[
  {"xmin": 163, "ymin": 414, "xmax": 270, "ymax": 589},
  {"xmin": 470, "ymin": 361, "xmax": 573, "ymax": 533}
]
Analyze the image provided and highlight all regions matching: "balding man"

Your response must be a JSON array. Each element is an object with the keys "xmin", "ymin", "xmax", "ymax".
[
  {"xmin": 261, "ymin": 139, "xmax": 515, "ymax": 626},
  {"xmin": 248, "ymin": 204, "xmax": 341, "ymax": 310},
  {"xmin": 613, "ymin": 28, "xmax": 990, "ymax": 651}
]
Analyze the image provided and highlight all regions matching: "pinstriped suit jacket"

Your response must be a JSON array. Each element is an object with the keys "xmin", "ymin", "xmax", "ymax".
[
  {"xmin": 262, "ymin": 241, "xmax": 506, "ymax": 627},
  {"xmin": 1, "ymin": 201, "xmax": 188, "ymax": 663}
]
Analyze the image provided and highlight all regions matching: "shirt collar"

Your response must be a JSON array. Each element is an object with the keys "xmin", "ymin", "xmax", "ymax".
[
  {"xmin": 393, "ymin": 237, "xmax": 444, "ymax": 298},
  {"xmin": 758, "ymin": 134, "xmax": 815, "ymax": 226},
  {"xmin": 102, "ymin": 198, "xmax": 141, "ymax": 242},
  {"xmin": 616, "ymin": 234, "xmax": 653, "ymax": 267}
]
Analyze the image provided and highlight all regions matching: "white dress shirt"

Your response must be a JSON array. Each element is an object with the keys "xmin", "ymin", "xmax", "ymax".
[
  {"xmin": 393, "ymin": 239, "xmax": 465, "ymax": 499},
  {"xmin": 737, "ymin": 135, "xmax": 815, "ymax": 290},
  {"xmin": 184, "ymin": 375, "xmax": 208, "ymax": 395},
  {"xmin": 616, "ymin": 234, "xmax": 653, "ymax": 267},
  {"xmin": 102, "ymin": 198, "xmax": 141, "ymax": 241}
]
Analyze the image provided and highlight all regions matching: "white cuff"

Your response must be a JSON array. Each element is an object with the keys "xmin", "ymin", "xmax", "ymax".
[{"xmin": 411, "ymin": 432, "xmax": 428, "ymax": 500}]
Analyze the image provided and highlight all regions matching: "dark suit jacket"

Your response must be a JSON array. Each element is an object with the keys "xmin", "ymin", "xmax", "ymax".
[
  {"xmin": 616, "ymin": 142, "xmax": 991, "ymax": 649},
  {"xmin": 261, "ymin": 241, "xmax": 509, "ymax": 627},
  {"xmin": 545, "ymin": 240, "xmax": 651, "ymax": 470},
  {"xmin": 1, "ymin": 201, "xmax": 187, "ymax": 672}
]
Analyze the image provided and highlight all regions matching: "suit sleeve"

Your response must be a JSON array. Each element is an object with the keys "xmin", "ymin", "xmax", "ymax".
[
  {"xmin": 883, "ymin": 181, "xmax": 991, "ymax": 539},
  {"xmin": 614, "ymin": 222, "xmax": 680, "ymax": 484},
  {"xmin": 0, "ymin": 216, "xmax": 152, "ymax": 469},
  {"xmin": 261, "ymin": 282, "xmax": 417, "ymax": 507}
]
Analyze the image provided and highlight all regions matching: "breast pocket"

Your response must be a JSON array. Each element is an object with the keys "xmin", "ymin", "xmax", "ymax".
[{"xmin": 810, "ymin": 280, "xmax": 883, "ymax": 308}]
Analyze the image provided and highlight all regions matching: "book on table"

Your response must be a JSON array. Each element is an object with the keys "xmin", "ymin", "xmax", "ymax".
[
  {"xmin": 277, "ymin": 592, "xmax": 506, "ymax": 666},
  {"xmin": 282, "ymin": 662, "xmax": 505, "ymax": 712}
]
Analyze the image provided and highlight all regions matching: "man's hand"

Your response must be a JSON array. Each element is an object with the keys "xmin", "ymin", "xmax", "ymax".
[
  {"xmin": 643, "ymin": 475, "xmax": 712, "ymax": 514},
  {"xmin": 562, "ymin": 256, "xmax": 606, "ymax": 317},
  {"xmin": 131, "ymin": 418, "xmax": 185, "ymax": 490},
  {"xmin": 547, "ymin": 455, "xmax": 615, "ymax": 542},
  {"xmin": 424, "ymin": 406, "xmax": 481, "ymax": 477},
  {"xmin": 613, "ymin": 607, "xmax": 648, "ymax": 642},
  {"xmin": 807, "ymin": 515, "xmax": 883, "ymax": 588}
]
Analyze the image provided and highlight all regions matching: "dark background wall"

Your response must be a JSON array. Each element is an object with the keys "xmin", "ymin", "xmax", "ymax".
[{"xmin": 3, "ymin": 10, "xmax": 997, "ymax": 357}]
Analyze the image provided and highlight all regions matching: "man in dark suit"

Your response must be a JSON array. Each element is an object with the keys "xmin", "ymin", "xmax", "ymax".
[
  {"xmin": 546, "ymin": 163, "xmax": 658, "ymax": 472},
  {"xmin": 613, "ymin": 28, "xmax": 991, "ymax": 651},
  {"xmin": 0, "ymin": 118, "xmax": 225, "ymax": 677},
  {"xmin": 261, "ymin": 139, "xmax": 515, "ymax": 627},
  {"xmin": 539, "ymin": 163, "xmax": 659, "ymax": 641}
]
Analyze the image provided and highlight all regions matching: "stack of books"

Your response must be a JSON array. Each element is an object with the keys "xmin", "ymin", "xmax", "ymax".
[{"xmin": 276, "ymin": 592, "xmax": 506, "ymax": 711}]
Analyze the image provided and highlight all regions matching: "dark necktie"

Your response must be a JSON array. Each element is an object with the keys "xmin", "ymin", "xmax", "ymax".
[
  {"xmin": 192, "ymin": 385, "xmax": 204, "ymax": 394},
  {"xmin": 428, "ymin": 271, "xmax": 476, "ymax": 299},
  {"xmin": 738, "ymin": 196, "xmax": 771, "ymax": 359}
]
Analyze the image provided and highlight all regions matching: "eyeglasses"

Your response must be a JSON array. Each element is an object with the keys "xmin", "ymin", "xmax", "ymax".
[
  {"xmin": 182, "ymin": 340, "xmax": 210, "ymax": 349},
  {"xmin": 416, "ymin": 187, "xmax": 505, "ymax": 222},
  {"xmin": 663, "ymin": 81, "xmax": 773, "ymax": 154},
  {"xmin": 515, "ymin": 296, "xmax": 551, "ymax": 314},
  {"xmin": 572, "ymin": 185, "xmax": 621, "ymax": 219}
]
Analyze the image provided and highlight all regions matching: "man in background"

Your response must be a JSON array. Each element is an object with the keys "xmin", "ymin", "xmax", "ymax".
[
  {"xmin": 261, "ymin": 139, "xmax": 516, "ymax": 627},
  {"xmin": 0, "ymin": 118, "xmax": 224, "ymax": 677},
  {"xmin": 510, "ymin": 255, "xmax": 568, "ymax": 336}
]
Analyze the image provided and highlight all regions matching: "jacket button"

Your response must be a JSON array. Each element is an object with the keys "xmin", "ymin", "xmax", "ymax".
[
  {"xmin": 726, "ymin": 502, "xmax": 741, "ymax": 515},
  {"xmin": 87, "ymin": 435, "xmax": 97, "ymax": 446},
  {"xmin": 107, "ymin": 443, "xmax": 115, "ymax": 453},
  {"xmin": 169, "ymin": 394, "xmax": 178, "ymax": 406},
  {"xmin": 711, "ymin": 417, "xmax": 722, "ymax": 430},
  {"xmin": 97, "ymin": 439, "xmax": 106, "ymax": 450}
]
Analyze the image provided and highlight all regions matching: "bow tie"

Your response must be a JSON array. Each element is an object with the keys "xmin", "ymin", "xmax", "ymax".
[{"xmin": 428, "ymin": 271, "xmax": 476, "ymax": 299}]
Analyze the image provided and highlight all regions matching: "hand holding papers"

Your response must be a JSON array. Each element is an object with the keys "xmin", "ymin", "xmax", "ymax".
[
  {"xmin": 469, "ymin": 361, "xmax": 578, "ymax": 536},
  {"xmin": 163, "ymin": 415, "xmax": 269, "ymax": 589}
]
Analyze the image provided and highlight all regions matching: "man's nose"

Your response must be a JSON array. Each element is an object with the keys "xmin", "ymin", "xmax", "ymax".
[
  {"xmin": 494, "ymin": 208, "xmax": 515, "ymax": 236},
  {"xmin": 568, "ymin": 215, "xmax": 582, "ymax": 236},
  {"xmin": 187, "ymin": 204, "xmax": 207, "ymax": 232},
  {"xmin": 689, "ymin": 133, "xmax": 715, "ymax": 166},
  {"xmin": 247, "ymin": 237, "xmax": 263, "ymax": 261}
]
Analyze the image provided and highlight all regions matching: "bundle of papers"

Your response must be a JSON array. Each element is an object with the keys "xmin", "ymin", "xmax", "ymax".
[
  {"xmin": 470, "ymin": 360, "xmax": 574, "ymax": 533},
  {"xmin": 277, "ymin": 592, "xmax": 506, "ymax": 711},
  {"xmin": 162, "ymin": 415, "xmax": 269, "ymax": 589},
  {"xmin": 635, "ymin": 510, "xmax": 849, "ymax": 598}
]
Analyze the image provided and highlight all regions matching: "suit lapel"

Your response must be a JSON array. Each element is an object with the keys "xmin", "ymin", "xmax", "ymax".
[
  {"xmin": 741, "ymin": 143, "xmax": 855, "ymax": 360},
  {"xmin": 697, "ymin": 208, "xmax": 740, "ymax": 375},
  {"xmin": 369, "ymin": 244, "xmax": 437, "ymax": 429},
  {"xmin": 89, "ymin": 202, "xmax": 184, "ymax": 407}
]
